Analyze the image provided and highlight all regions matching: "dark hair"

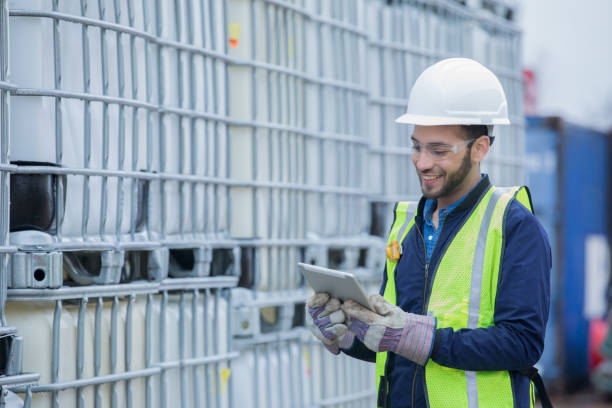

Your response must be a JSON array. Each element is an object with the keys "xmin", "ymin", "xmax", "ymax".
[
  {"xmin": 461, "ymin": 125, "xmax": 488, "ymax": 140},
  {"xmin": 460, "ymin": 125, "xmax": 495, "ymax": 147}
]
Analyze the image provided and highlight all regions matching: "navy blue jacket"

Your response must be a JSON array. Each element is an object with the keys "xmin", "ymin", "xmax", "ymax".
[{"xmin": 344, "ymin": 175, "xmax": 551, "ymax": 408}]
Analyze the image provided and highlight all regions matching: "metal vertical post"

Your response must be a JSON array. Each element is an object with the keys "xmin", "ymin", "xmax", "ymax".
[
  {"xmin": 52, "ymin": 300, "xmax": 62, "ymax": 408},
  {"xmin": 99, "ymin": 0, "xmax": 111, "ymax": 240},
  {"xmin": 251, "ymin": 0, "xmax": 259, "ymax": 239},
  {"xmin": 207, "ymin": 0, "xmax": 220, "ymax": 235},
  {"xmin": 156, "ymin": 0, "xmax": 167, "ymax": 241},
  {"xmin": 76, "ymin": 297, "xmax": 88, "ymax": 408},
  {"xmin": 203, "ymin": 288, "xmax": 211, "ymax": 408},
  {"xmin": 111, "ymin": 297, "xmax": 119, "ymax": 408},
  {"xmin": 274, "ymin": 5, "xmax": 283, "ymax": 289},
  {"xmin": 276, "ymin": 338, "xmax": 285, "ymax": 406},
  {"xmin": 127, "ymin": 0, "xmax": 138, "ymax": 242},
  {"xmin": 53, "ymin": 0, "xmax": 64, "ymax": 243},
  {"xmin": 191, "ymin": 290, "xmax": 200, "ymax": 408},
  {"xmin": 175, "ymin": 0, "xmax": 186, "ymax": 240},
  {"xmin": 225, "ymin": 287, "xmax": 233, "ymax": 408},
  {"xmin": 114, "ymin": 0, "xmax": 126, "ymax": 243},
  {"xmin": 186, "ymin": 0, "xmax": 197, "ymax": 244},
  {"xmin": 297, "ymin": 337, "xmax": 304, "ymax": 407},
  {"xmin": 222, "ymin": 0, "xmax": 231, "ymax": 236},
  {"xmin": 0, "ymin": 0, "xmax": 9, "ymax": 327},
  {"xmin": 179, "ymin": 291, "xmax": 187, "ymax": 408},
  {"xmin": 94, "ymin": 297, "xmax": 103, "ymax": 408},
  {"xmin": 264, "ymin": 342, "xmax": 272, "ymax": 406},
  {"xmin": 80, "ymin": 0, "xmax": 91, "ymax": 240},
  {"xmin": 145, "ymin": 293, "xmax": 153, "ymax": 407},
  {"xmin": 253, "ymin": 345, "xmax": 260, "ymax": 408},
  {"xmin": 213, "ymin": 289, "xmax": 221, "ymax": 408},
  {"xmin": 316, "ymin": 0, "xmax": 326, "ymax": 238},
  {"xmin": 125, "ymin": 294, "xmax": 134, "ymax": 408},
  {"xmin": 160, "ymin": 290, "xmax": 167, "ymax": 408},
  {"xmin": 143, "ymin": 0, "xmax": 154, "ymax": 242},
  {"xmin": 287, "ymin": 340, "xmax": 295, "ymax": 407}
]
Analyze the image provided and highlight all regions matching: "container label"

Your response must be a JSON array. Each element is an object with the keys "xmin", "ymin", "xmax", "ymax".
[{"xmin": 584, "ymin": 234, "xmax": 610, "ymax": 319}]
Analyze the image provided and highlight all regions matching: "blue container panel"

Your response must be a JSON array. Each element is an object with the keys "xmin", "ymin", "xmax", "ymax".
[
  {"xmin": 525, "ymin": 117, "xmax": 560, "ymax": 382},
  {"xmin": 561, "ymin": 122, "xmax": 610, "ymax": 389}
]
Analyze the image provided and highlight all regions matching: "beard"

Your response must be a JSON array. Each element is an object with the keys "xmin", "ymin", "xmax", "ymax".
[{"xmin": 421, "ymin": 149, "xmax": 473, "ymax": 199}]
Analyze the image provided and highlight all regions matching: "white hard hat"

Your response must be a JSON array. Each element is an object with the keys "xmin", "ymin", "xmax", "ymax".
[{"xmin": 395, "ymin": 58, "xmax": 510, "ymax": 126}]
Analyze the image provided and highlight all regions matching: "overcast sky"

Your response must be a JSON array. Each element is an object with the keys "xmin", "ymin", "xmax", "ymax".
[{"xmin": 517, "ymin": 0, "xmax": 612, "ymax": 132}]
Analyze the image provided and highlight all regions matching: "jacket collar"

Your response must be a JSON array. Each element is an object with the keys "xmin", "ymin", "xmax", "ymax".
[{"xmin": 416, "ymin": 174, "xmax": 492, "ymax": 222}]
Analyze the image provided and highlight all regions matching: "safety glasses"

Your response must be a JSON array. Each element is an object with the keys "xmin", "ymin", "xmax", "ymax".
[{"xmin": 410, "ymin": 138, "xmax": 474, "ymax": 161}]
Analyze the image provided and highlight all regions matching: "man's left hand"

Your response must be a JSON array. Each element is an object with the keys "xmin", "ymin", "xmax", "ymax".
[{"xmin": 342, "ymin": 294, "xmax": 436, "ymax": 366}]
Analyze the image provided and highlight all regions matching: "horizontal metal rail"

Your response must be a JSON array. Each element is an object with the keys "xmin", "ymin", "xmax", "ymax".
[
  {"xmin": 10, "ymin": 367, "xmax": 160, "ymax": 393},
  {"xmin": 0, "ymin": 245, "xmax": 18, "ymax": 253},
  {"xmin": 11, "ymin": 165, "xmax": 368, "ymax": 195},
  {"xmin": 6, "ymin": 281, "xmax": 160, "ymax": 301},
  {"xmin": 263, "ymin": 0, "xmax": 368, "ymax": 38},
  {"xmin": 0, "ymin": 79, "xmax": 17, "ymax": 91},
  {"xmin": 369, "ymin": 145, "xmax": 412, "ymax": 156},
  {"xmin": 10, "ymin": 236, "xmax": 381, "ymax": 253},
  {"xmin": 6, "ymin": 278, "xmax": 238, "ymax": 301},
  {"xmin": 0, "ymin": 326, "xmax": 16, "ymax": 337},
  {"xmin": 367, "ymin": 38, "xmax": 459, "ymax": 61},
  {"xmin": 369, "ymin": 193, "xmax": 421, "ymax": 203},
  {"xmin": 233, "ymin": 328, "xmax": 307, "ymax": 347},
  {"xmin": 13, "ymin": 88, "xmax": 368, "ymax": 146},
  {"xmin": 9, "ymin": 9, "xmax": 368, "ymax": 95},
  {"xmin": 315, "ymin": 389, "xmax": 377, "ymax": 407},
  {"xmin": 0, "ymin": 373, "xmax": 40, "ymax": 387},
  {"xmin": 233, "ymin": 289, "xmax": 309, "ymax": 308},
  {"xmin": 160, "ymin": 277, "xmax": 238, "ymax": 291},
  {"xmin": 156, "ymin": 351, "xmax": 239, "ymax": 369}
]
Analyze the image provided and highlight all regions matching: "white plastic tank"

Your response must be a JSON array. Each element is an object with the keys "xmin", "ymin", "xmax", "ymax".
[{"xmin": 4, "ymin": 291, "xmax": 229, "ymax": 408}]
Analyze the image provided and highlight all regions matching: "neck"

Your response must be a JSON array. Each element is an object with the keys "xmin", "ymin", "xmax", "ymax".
[{"xmin": 436, "ymin": 169, "xmax": 481, "ymax": 209}]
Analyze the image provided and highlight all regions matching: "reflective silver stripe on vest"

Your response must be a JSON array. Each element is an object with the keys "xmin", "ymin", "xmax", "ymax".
[
  {"xmin": 397, "ymin": 202, "xmax": 418, "ymax": 245},
  {"xmin": 465, "ymin": 187, "xmax": 513, "ymax": 408}
]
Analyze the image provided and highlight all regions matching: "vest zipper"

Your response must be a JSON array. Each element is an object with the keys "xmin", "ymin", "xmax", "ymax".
[{"xmin": 412, "ymin": 220, "xmax": 430, "ymax": 408}]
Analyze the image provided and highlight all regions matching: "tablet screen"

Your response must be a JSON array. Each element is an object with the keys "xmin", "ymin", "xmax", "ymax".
[{"xmin": 298, "ymin": 262, "xmax": 372, "ymax": 309}]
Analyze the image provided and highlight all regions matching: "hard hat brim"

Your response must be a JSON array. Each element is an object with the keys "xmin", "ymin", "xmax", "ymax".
[{"xmin": 395, "ymin": 113, "xmax": 511, "ymax": 126}]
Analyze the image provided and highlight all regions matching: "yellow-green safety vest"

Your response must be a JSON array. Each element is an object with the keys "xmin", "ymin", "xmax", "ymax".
[{"xmin": 376, "ymin": 186, "xmax": 536, "ymax": 408}]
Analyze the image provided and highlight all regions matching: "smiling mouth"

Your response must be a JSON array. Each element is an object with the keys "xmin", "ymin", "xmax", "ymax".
[{"xmin": 421, "ymin": 174, "xmax": 443, "ymax": 185}]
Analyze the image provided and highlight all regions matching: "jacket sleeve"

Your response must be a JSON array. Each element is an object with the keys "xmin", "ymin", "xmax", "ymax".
[
  {"xmin": 341, "ymin": 264, "xmax": 390, "ymax": 363},
  {"xmin": 341, "ymin": 338, "xmax": 376, "ymax": 362},
  {"xmin": 430, "ymin": 200, "xmax": 551, "ymax": 371}
]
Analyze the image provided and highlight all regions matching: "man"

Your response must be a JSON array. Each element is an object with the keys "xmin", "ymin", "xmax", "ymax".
[{"xmin": 306, "ymin": 58, "xmax": 551, "ymax": 407}]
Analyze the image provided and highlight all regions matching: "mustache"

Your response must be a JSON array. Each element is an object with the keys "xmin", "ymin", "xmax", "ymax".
[{"xmin": 419, "ymin": 171, "xmax": 444, "ymax": 176}]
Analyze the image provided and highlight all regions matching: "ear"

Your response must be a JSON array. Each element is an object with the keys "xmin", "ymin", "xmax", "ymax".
[{"xmin": 471, "ymin": 135, "xmax": 490, "ymax": 163}]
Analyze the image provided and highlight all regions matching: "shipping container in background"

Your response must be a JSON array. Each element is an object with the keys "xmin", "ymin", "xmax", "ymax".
[
  {"xmin": 525, "ymin": 116, "xmax": 611, "ymax": 393},
  {"xmin": 0, "ymin": 0, "xmax": 525, "ymax": 407}
]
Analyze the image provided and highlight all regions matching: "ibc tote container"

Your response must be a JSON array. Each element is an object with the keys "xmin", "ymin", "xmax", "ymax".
[
  {"xmin": 4, "ymin": 0, "xmax": 238, "ymax": 406},
  {"xmin": 525, "ymin": 116, "xmax": 611, "ymax": 392}
]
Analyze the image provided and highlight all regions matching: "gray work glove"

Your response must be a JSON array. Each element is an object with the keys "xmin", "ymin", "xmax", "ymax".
[
  {"xmin": 342, "ymin": 294, "xmax": 436, "ymax": 365},
  {"xmin": 306, "ymin": 292, "xmax": 355, "ymax": 355}
]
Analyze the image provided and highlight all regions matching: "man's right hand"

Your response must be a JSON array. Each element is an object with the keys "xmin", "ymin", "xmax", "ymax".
[{"xmin": 306, "ymin": 292, "xmax": 354, "ymax": 354}]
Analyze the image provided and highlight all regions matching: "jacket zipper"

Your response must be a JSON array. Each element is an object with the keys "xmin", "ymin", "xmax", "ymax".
[{"xmin": 412, "ymin": 219, "xmax": 434, "ymax": 408}]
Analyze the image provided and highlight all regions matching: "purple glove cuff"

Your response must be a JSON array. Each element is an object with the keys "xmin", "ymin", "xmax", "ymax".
[
  {"xmin": 347, "ymin": 314, "xmax": 436, "ymax": 366},
  {"xmin": 393, "ymin": 314, "xmax": 436, "ymax": 366}
]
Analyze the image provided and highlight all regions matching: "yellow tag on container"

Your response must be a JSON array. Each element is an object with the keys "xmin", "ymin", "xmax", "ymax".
[{"xmin": 229, "ymin": 22, "xmax": 241, "ymax": 47}]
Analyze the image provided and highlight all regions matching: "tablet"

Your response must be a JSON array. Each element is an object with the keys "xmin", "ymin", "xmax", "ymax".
[{"xmin": 298, "ymin": 262, "xmax": 373, "ymax": 310}]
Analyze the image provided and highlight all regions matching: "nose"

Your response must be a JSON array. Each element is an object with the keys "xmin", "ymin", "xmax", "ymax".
[{"xmin": 413, "ymin": 151, "xmax": 434, "ymax": 172}]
